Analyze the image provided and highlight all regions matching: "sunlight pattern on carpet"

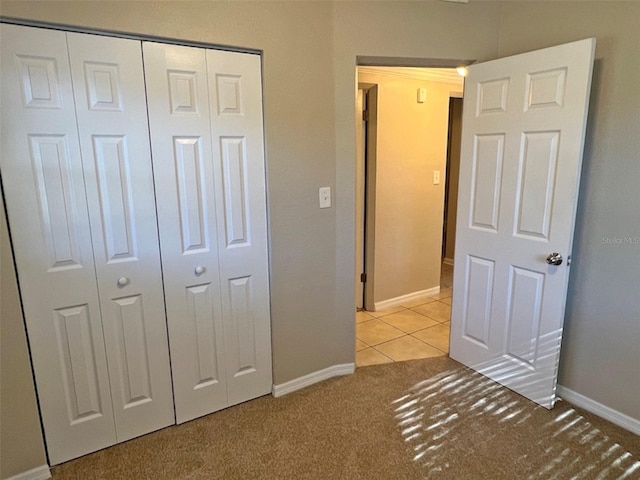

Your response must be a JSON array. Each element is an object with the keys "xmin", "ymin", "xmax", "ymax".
[{"xmin": 393, "ymin": 366, "xmax": 640, "ymax": 479}]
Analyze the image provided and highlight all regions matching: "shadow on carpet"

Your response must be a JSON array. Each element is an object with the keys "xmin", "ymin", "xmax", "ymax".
[{"xmin": 51, "ymin": 356, "xmax": 640, "ymax": 479}]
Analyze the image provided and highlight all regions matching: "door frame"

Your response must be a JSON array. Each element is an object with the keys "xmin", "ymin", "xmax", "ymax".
[
  {"xmin": 442, "ymin": 92, "xmax": 464, "ymax": 266},
  {"xmin": 0, "ymin": 17, "xmax": 261, "ymax": 54},
  {"xmin": 355, "ymin": 83, "xmax": 378, "ymax": 312},
  {"xmin": 354, "ymin": 64, "xmax": 468, "ymax": 315}
]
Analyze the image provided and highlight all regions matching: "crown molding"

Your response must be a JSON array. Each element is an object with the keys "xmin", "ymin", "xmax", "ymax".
[{"xmin": 358, "ymin": 66, "xmax": 464, "ymax": 87}]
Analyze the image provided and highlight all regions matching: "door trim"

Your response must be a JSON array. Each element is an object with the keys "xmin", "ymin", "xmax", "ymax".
[
  {"xmin": 3, "ymin": 464, "xmax": 51, "ymax": 480},
  {"xmin": 361, "ymin": 84, "xmax": 378, "ymax": 311},
  {"xmin": 272, "ymin": 363, "xmax": 355, "ymax": 398},
  {"xmin": 556, "ymin": 385, "xmax": 640, "ymax": 435},
  {"xmin": 0, "ymin": 16, "xmax": 261, "ymax": 54}
]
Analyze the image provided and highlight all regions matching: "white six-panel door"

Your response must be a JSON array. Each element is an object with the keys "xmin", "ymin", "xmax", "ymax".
[
  {"xmin": 450, "ymin": 39, "xmax": 596, "ymax": 408},
  {"xmin": 143, "ymin": 42, "xmax": 272, "ymax": 423},
  {"xmin": 0, "ymin": 24, "xmax": 117, "ymax": 464},
  {"xmin": 206, "ymin": 49, "xmax": 272, "ymax": 407},
  {"xmin": 66, "ymin": 33, "xmax": 175, "ymax": 440},
  {"xmin": 142, "ymin": 43, "xmax": 229, "ymax": 423}
]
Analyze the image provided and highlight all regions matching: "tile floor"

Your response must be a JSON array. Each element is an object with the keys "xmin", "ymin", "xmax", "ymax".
[{"xmin": 356, "ymin": 263, "xmax": 453, "ymax": 367}]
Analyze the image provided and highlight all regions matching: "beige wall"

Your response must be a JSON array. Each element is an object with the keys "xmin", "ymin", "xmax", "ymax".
[
  {"xmin": 497, "ymin": 1, "xmax": 640, "ymax": 421},
  {"xmin": 333, "ymin": 0, "xmax": 639, "ymax": 423},
  {"xmin": 358, "ymin": 71, "xmax": 461, "ymax": 304},
  {"xmin": 1, "ymin": 0, "xmax": 339, "ymax": 384},
  {"xmin": 331, "ymin": 0, "xmax": 503, "ymax": 374},
  {"xmin": 0, "ymin": 207, "xmax": 48, "ymax": 478},
  {"xmin": 1, "ymin": 1, "xmax": 340, "ymax": 474},
  {"xmin": 1, "ymin": 1, "xmax": 638, "ymax": 475}
]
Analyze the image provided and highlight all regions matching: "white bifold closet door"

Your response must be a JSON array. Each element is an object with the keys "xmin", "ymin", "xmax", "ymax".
[
  {"xmin": 66, "ymin": 33, "xmax": 174, "ymax": 438},
  {"xmin": 1, "ymin": 24, "xmax": 115, "ymax": 466},
  {"xmin": 0, "ymin": 25, "xmax": 174, "ymax": 464},
  {"xmin": 143, "ymin": 42, "xmax": 273, "ymax": 423}
]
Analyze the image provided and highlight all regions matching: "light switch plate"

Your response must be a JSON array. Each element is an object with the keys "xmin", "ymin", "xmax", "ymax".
[
  {"xmin": 433, "ymin": 170, "xmax": 441, "ymax": 185},
  {"xmin": 319, "ymin": 187, "xmax": 331, "ymax": 208}
]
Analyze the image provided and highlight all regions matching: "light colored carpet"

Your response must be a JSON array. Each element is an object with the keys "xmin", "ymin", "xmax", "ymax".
[{"xmin": 51, "ymin": 356, "xmax": 640, "ymax": 479}]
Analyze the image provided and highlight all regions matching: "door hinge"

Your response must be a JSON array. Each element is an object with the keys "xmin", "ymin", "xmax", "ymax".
[
  {"xmin": 360, "ymin": 272, "xmax": 367, "ymax": 283},
  {"xmin": 362, "ymin": 109, "xmax": 369, "ymax": 122}
]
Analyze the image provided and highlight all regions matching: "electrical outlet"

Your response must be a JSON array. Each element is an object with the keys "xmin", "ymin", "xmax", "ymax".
[{"xmin": 319, "ymin": 187, "xmax": 331, "ymax": 208}]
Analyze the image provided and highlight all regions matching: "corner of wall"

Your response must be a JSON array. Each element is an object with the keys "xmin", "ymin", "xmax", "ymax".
[{"xmin": 0, "ymin": 204, "xmax": 48, "ymax": 479}]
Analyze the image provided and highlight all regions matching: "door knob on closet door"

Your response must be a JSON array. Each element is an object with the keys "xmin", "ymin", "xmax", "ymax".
[
  {"xmin": 117, "ymin": 277, "xmax": 130, "ymax": 287},
  {"xmin": 195, "ymin": 266, "xmax": 205, "ymax": 276}
]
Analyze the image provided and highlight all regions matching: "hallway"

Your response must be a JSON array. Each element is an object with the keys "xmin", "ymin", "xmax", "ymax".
[{"xmin": 356, "ymin": 263, "xmax": 453, "ymax": 366}]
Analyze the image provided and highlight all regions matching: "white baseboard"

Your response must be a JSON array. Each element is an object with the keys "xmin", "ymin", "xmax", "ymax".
[
  {"xmin": 556, "ymin": 384, "xmax": 640, "ymax": 435},
  {"xmin": 272, "ymin": 363, "xmax": 355, "ymax": 398},
  {"xmin": 374, "ymin": 286, "xmax": 440, "ymax": 311},
  {"xmin": 443, "ymin": 257, "xmax": 454, "ymax": 266},
  {"xmin": 4, "ymin": 465, "xmax": 51, "ymax": 480}
]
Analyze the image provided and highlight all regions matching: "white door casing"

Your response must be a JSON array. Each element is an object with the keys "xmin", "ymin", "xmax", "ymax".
[
  {"xmin": 67, "ymin": 33, "xmax": 175, "ymax": 440},
  {"xmin": 355, "ymin": 89, "xmax": 365, "ymax": 310},
  {"xmin": 450, "ymin": 39, "xmax": 596, "ymax": 408},
  {"xmin": 0, "ymin": 24, "xmax": 117, "ymax": 464}
]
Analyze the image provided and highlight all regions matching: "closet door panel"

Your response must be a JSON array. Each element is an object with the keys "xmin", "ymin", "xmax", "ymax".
[
  {"xmin": 207, "ymin": 50, "xmax": 272, "ymax": 405},
  {"xmin": 143, "ymin": 42, "xmax": 228, "ymax": 423},
  {"xmin": 0, "ymin": 24, "xmax": 116, "ymax": 465},
  {"xmin": 67, "ymin": 33, "xmax": 175, "ymax": 440}
]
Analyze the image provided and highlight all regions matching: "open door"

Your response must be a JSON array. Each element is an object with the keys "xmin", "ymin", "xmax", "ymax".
[{"xmin": 450, "ymin": 39, "xmax": 596, "ymax": 409}]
